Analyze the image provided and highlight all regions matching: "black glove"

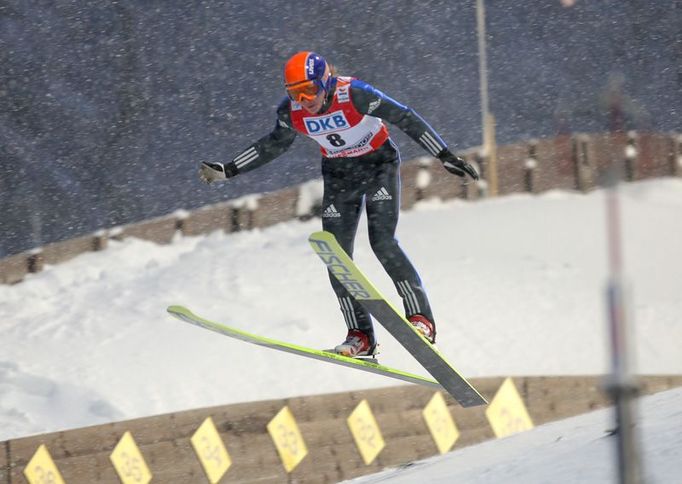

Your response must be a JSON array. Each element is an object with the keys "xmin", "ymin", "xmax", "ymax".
[
  {"xmin": 438, "ymin": 150, "xmax": 479, "ymax": 180},
  {"xmin": 198, "ymin": 161, "xmax": 239, "ymax": 184}
]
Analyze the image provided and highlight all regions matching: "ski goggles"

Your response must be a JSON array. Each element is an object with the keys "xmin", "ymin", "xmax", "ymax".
[{"xmin": 286, "ymin": 80, "xmax": 321, "ymax": 103}]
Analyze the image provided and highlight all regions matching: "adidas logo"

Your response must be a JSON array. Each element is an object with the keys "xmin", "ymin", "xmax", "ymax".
[
  {"xmin": 322, "ymin": 204, "xmax": 341, "ymax": 218},
  {"xmin": 371, "ymin": 187, "xmax": 393, "ymax": 201},
  {"xmin": 367, "ymin": 99, "xmax": 382, "ymax": 114}
]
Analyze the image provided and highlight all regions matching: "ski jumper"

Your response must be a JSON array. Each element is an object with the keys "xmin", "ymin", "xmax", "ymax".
[{"xmin": 230, "ymin": 76, "xmax": 450, "ymax": 341}]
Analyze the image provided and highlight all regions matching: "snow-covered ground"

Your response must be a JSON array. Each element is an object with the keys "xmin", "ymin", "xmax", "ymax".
[
  {"xmin": 348, "ymin": 386, "xmax": 682, "ymax": 484},
  {"xmin": 1, "ymin": 178, "xmax": 681, "ymax": 442}
]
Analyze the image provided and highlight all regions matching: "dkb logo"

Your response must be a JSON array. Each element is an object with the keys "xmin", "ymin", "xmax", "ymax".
[{"xmin": 304, "ymin": 111, "xmax": 349, "ymax": 134}]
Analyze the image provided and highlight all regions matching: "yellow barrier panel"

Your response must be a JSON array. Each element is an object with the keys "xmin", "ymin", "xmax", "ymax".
[
  {"xmin": 191, "ymin": 417, "xmax": 232, "ymax": 483},
  {"xmin": 347, "ymin": 399, "xmax": 385, "ymax": 465},
  {"xmin": 422, "ymin": 392, "xmax": 460, "ymax": 454},
  {"xmin": 485, "ymin": 377, "xmax": 534, "ymax": 438},
  {"xmin": 23, "ymin": 444, "xmax": 65, "ymax": 484},
  {"xmin": 267, "ymin": 406, "xmax": 308, "ymax": 473},
  {"xmin": 109, "ymin": 431, "xmax": 152, "ymax": 484}
]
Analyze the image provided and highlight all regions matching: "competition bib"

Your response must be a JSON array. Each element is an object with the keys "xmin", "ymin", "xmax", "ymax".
[{"xmin": 289, "ymin": 77, "xmax": 389, "ymax": 158}]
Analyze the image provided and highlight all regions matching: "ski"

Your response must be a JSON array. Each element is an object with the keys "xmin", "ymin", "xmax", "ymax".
[
  {"xmin": 167, "ymin": 305, "xmax": 442, "ymax": 389},
  {"xmin": 308, "ymin": 230, "xmax": 487, "ymax": 407}
]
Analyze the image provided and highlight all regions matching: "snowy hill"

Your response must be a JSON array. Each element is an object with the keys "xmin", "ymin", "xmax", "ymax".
[{"xmin": 1, "ymin": 178, "xmax": 681, "ymax": 442}]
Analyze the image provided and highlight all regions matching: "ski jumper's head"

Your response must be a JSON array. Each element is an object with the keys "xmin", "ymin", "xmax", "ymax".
[{"xmin": 284, "ymin": 51, "xmax": 333, "ymax": 114}]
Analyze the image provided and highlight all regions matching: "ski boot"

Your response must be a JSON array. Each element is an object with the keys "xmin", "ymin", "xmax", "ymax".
[
  {"xmin": 408, "ymin": 314, "xmax": 436, "ymax": 344},
  {"xmin": 334, "ymin": 329, "xmax": 377, "ymax": 358}
]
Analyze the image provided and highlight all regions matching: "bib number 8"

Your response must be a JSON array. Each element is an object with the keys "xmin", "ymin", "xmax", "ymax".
[{"xmin": 326, "ymin": 133, "xmax": 346, "ymax": 147}]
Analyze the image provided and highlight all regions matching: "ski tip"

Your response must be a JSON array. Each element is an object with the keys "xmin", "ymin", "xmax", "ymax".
[
  {"xmin": 167, "ymin": 305, "xmax": 189, "ymax": 315},
  {"xmin": 308, "ymin": 230, "xmax": 335, "ymax": 242}
]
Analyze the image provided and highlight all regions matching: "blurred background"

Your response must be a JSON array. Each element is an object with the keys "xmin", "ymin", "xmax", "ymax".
[{"xmin": 1, "ymin": 0, "xmax": 680, "ymax": 257}]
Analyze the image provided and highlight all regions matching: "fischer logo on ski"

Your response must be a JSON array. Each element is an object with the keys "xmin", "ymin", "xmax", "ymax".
[{"xmin": 309, "ymin": 238, "xmax": 376, "ymax": 299}]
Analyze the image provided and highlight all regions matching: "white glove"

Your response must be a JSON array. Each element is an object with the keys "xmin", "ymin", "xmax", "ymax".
[{"xmin": 198, "ymin": 162, "xmax": 238, "ymax": 184}]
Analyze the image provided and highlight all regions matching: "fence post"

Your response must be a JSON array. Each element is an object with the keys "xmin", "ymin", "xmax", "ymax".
[
  {"xmin": 672, "ymin": 133, "xmax": 682, "ymax": 177},
  {"xmin": 467, "ymin": 152, "xmax": 485, "ymax": 200},
  {"xmin": 27, "ymin": 249, "xmax": 44, "ymax": 274},
  {"xmin": 415, "ymin": 158, "xmax": 432, "ymax": 202},
  {"xmin": 230, "ymin": 196, "xmax": 259, "ymax": 232},
  {"xmin": 573, "ymin": 134, "xmax": 593, "ymax": 192},
  {"xmin": 92, "ymin": 230, "xmax": 108, "ymax": 251},
  {"xmin": 624, "ymin": 132, "xmax": 638, "ymax": 182},
  {"xmin": 525, "ymin": 139, "xmax": 538, "ymax": 193},
  {"xmin": 174, "ymin": 209, "xmax": 189, "ymax": 234}
]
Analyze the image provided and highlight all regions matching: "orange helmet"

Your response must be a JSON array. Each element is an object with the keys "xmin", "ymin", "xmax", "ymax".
[{"xmin": 283, "ymin": 51, "xmax": 332, "ymax": 103}]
